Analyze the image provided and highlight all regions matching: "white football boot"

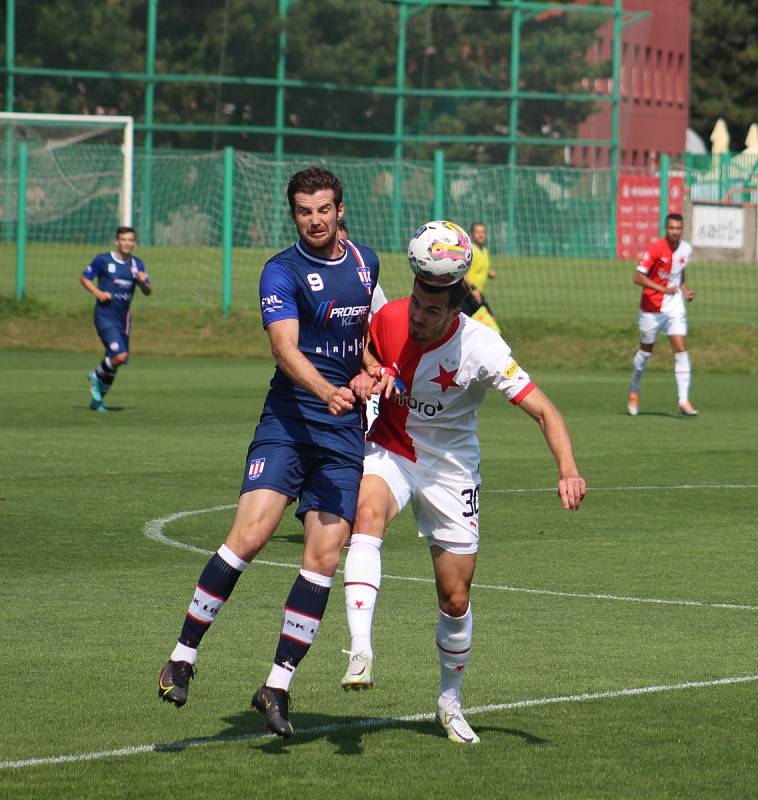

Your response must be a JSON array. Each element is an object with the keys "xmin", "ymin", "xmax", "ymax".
[
  {"xmin": 435, "ymin": 700, "xmax": 480, "ymax": 744},
  {"xmin": 340, "ymin": 650, "xmax": 374, "ymax": 690}
]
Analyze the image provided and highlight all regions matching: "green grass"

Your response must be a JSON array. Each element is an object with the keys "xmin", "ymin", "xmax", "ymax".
[
  {"xmin": 1, "ymin": 351, "xmax": 757, "ymax": 798},
  {"xmin": 2, "ymin": 242, "xmax": 757, "ymax": 326}
]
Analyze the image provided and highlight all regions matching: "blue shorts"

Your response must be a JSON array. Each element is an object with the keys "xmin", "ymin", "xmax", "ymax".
[
  {"xmin": 240, "ymin": 438, "xmax": 362, "ymax": 525},
  {"xmin": 95, "ymin": 317, "xmax": 130, "ymax": 357}
]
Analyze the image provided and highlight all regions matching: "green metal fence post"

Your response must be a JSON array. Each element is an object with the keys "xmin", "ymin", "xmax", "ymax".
[
  {"xmin": 15, "ymin": 142, "xmax": 27, "ymax": 301},
  {"xmin": 222, "ymin": 146, "xmax": 234, "ymax": 316},
  {"xmin": 272, "ymin": 0, "xmax": 289, "ymax": 248},
  {"xmin": 433, "ymin": 149, "xmax": 445, "ymax": 219},
  {"xmin": 391, "ymin": 2, "xmax": 409, "ymax": 251},
  {"xmin": 4, "ymin": 0, "xmax": 16, "ymax": 242},
  {"xmin": 719, "ymin": 153, "xmax": 731, "ymax": 202},
  {"xmin": 505, "ymin": 0, "xmax": 522, "ymax": 255},
  {"xmin": 140, "ymin": 0, "xmax": 158, "ymax": 245},
  {"xmin": 608, "ymin": 0, "xmax": 622, "ymax": 258},
  {"xmin": 658, "ymin": 153, "xmax": 670, "ymax": 235}
]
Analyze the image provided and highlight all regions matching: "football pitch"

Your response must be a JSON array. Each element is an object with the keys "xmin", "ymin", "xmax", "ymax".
[{"xmin": 2, "ymin": 350, "xmax": 757, "ymax": 799}]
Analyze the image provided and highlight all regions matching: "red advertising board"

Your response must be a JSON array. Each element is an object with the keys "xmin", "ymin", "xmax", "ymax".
[{"xmin": 617, "ymin": 174, "xmax": 684, "ymax": 260}]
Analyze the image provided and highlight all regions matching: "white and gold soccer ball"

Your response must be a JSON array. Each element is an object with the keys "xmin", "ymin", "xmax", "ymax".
[{"xmin": 407, "ymin": 220, "xmax": 473, "ymax": 286}]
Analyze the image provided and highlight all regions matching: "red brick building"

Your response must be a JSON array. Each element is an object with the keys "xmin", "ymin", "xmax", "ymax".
[{"xmin": 572, "ymin": 0, "xmax": 691, "ymax": 168}]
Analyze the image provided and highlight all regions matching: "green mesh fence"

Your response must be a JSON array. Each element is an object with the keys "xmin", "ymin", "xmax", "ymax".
[{"xmin": 1, "ymin": 143, "xmax": 756, "ymax": 325}]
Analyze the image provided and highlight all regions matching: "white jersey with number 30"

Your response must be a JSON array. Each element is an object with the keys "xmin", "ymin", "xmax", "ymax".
[{"xmin": 368, "ymin": 298, "xmax": 535, "ymax": 479}]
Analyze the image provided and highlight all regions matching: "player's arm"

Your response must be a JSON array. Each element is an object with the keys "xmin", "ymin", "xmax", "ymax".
[
  {"xmin": 79, "ymin": 274, "xmax": 111, "ymax": 303},
  {"xmin": 517, "ymin": 386, "xmax": 586, "ymax": 511},
  {"xmin": 680, "ymin": 269, "xmax": 694, "ymax": 301},
  {"xmin": 632, "ymin": 269, "xmax": 678, "ymax": 295},
  {"xmin": 131, "ymin": 261, "xmax": 152, "ymax": 295},
  {"xmin": 266, "ymin": 318, "xmax": 355, "ymax": 416}
]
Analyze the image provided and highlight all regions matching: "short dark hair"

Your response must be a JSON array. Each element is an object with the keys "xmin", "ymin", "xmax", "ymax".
[
  {"xmin": 665, "ymin": 213, "xmax": 683, "ymax": 224},
  {"xmin": 115, "ymin": 226, "xmax": 137, "ymax": 238},
  {"xmin": 414, "ymin": 276, "xmax": 469, "ymax": 309},
  {"xmin": 287, "ymin": 167, "xmax": 343, "ymax": 213},
  {"xmin": 470, "ymin": 222, "xmax": 485, "ymax": 233}
]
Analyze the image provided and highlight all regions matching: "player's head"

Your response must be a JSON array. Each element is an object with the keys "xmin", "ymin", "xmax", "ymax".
[
  {"xmin": 664, "ymin": 213, "xmax": 683, "ymax": 247},
  {"xmin": 469, "ymin": 222, "xmax": 486, "ymax": 248},
  {"xmin": 337, "ymin": 219, "xmax": 349, "ymax": 240},
  {"xmin": 409, "ymin": 276, "xmax": 468, "ymax": 346},
  {"xmin": 114, "ymin": 226, "xmax": 137, "ymax": 255},
  {"xmin": 287, "ymin": 168, "xmax": 344, "ymax": 253}
]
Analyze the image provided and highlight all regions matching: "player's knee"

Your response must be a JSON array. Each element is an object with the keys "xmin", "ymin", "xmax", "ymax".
[
  {"xmin": 353, "ymin": 500, "xmax": 387, "ymax": 536},
  {"xmin": 113, "ymin": 352, "xmax": 128, "ymax": 365},
  {"xmin": 438, "ymin": 590, "xmax": 471, "ymax": 618},
  {"xmin": 225, "ymin": 523, "xmax": 269, "ymax": 562}
]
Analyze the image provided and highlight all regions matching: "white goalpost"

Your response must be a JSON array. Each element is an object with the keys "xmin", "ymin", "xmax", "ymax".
[{"xmin": 0, "ymin": 112, "xmax": 134, "ymax": 226}]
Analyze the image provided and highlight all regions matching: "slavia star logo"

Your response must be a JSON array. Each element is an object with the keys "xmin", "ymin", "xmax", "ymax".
[{"xmin": 431, "ymin": 364, "xmax": 460, "ymax": 393}]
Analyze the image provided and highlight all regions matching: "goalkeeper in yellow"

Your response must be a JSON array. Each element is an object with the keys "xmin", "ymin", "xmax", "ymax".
[{"xmin": 461, "ymin": 222, "xmax": 501, "ymax": 334}]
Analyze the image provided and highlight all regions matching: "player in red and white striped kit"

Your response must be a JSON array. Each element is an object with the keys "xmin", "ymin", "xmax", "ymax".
[
  {"xmin": 628, "ymin": 213, "xmax": 698, "ymax": 416},
  {"xmin": 342, "ymin": 277, "xmax": 585, "ymax": 744}
]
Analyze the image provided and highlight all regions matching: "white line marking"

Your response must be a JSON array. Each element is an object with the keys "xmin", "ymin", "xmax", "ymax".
[
  {"xmin": 484, "ymin": 484, "xmax": 758, "ymax": 494},
  {"xmin": 3, "ymin": 674, "xmax": 756, "ymax": 770},
  {"xmin": 143, "ymin": 505, "xmax": 758, "ymax": 612}
]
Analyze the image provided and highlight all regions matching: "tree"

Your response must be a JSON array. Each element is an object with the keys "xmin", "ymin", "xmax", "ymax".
[
  {"xmin": 2, "ymin": 0, "xmax": 605, "ymax": 163},
  {"xmin": 690, "ymin": 0, "xmax": 758, "ymax": 151}
]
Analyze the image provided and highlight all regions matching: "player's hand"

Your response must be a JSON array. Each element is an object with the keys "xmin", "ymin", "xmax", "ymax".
[
  {"xmin": 488, "ymin": 270, "xmax": 497, "ymax": 280},
  {"xmin": 349, "ymin": 371, "xmax": 376, "ymax": 402},
  {"xmin": 684, "ymin": 289, "xmax": 695, "ymax": 302},
  {"xmin": 328, "ymin": 386, "xmax": 356, "ymax": 416},
  {"xmin": 472, "ymin": 289, "xmax": 483, "ymax": 304},
  {"xmin": 558, "ymin": 475, "xmax": 586, "ymax": 511},
  {"xmin": 370, "ymin": 364, "xmax": 399, "ymax": 399},
  {"xmin": 97, "ymin": 291, "xmax": 112, "ymax": 303},
  {"xmin": 664, "ymin": 286, "xmax": 678, "ymax": 295}
]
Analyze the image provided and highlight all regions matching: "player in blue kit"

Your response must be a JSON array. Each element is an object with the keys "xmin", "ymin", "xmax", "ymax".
[
  {"xmin": 80, "ymin": 226, "xmax": 152, "ymax": 412},
  {"xmin": 158, "ymin": 167, "xmax": 380, "ymax": 738}
]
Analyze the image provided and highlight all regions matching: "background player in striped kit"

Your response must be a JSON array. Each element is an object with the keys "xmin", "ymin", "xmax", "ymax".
[
  {"xmin": 627, "ymin": 213, "xmax": 698, "ymax": 416},
  {"xmin": 159, "ymin": 168, "xmax": 380, "ymax": 738},
  {"xmin": 341, "ymin": 275, "xmax": 585, "ymax": 744}
]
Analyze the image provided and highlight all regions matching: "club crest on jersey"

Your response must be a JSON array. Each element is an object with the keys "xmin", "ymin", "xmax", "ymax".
[
  {"xmin": 248, "ymin": 458, "xmax": 266, "ymax": 480},
  {"xmin": 357, "ymin": 266, "xmax": 372, "ymax": 294}
]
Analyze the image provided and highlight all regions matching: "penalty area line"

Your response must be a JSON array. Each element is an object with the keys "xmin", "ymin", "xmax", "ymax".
[{"xmin": 3, "ymin": 674, "xmax": 757, "ymax": 770}]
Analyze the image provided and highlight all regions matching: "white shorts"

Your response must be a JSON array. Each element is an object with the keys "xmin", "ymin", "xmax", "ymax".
[
  {"xmin": 638, "ymin": 310, "xmax": 687, "ymax": 344},
  {"xmin": 363, "ymin": 441, "xmax": 480, "ymax": 554}
]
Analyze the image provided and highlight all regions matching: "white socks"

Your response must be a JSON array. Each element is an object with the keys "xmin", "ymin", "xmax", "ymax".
[
  {"xmin": 630, "ymin": 349, "xmax": 651, "ymax": 394},
  {"xmin": 674, "ymin": 350, "xmax": 691, "ymax": 404},
  {"xmin": 344, "ymin": 533, "xmax": 383, "ymax": 657},
  {"xmin": 436, "ymin": 604, "xmax": 473, "ymax": 707}
]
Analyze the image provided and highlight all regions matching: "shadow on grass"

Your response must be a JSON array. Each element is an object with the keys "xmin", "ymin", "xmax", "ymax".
[
  {"xmin": 153, "ymin": 709, "xmax": 549, "ymax": 757},
  {"xmin": 622, "ymin": 411, "xmax": 685, "ymax": 419}
]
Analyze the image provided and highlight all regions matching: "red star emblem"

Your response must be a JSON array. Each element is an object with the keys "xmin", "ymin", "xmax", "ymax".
[
  {"xmin": 455, "ymin": 665, "xmax": 465, "ymax": 672},
  {"xmin": 355, "ymin": 600, "xmax": 364, "ymax": 608},
  {"xmin": 431, "ymin": 364, "xmax": 460, "ymax": 393}
]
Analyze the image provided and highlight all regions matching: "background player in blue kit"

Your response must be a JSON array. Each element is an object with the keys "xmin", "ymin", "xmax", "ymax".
[
  {"xmin": 79, "ymin": 226, "xmax": 152, "ymax": 412},
  {"xmin": 158, "ymin": 167, "xmax": 380, "ymax": 738}
]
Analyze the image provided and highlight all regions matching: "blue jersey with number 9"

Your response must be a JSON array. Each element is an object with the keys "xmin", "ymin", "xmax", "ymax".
[{"xmin": 258, "ymin": 239, "xmax": 380, "ymax": 433}]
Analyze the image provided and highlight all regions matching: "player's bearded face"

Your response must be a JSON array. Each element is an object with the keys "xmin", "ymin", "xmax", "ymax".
[
  {"xmin": 665, "ymin": 220, "xmax": 682, "ymax": 247},
  {"xmin": 293, "ymin": 190, "xmax": 343, "ymax": 256},
  {"xmin": 408, "ymin": 284, "xmax": 459, "ymax": 345}
]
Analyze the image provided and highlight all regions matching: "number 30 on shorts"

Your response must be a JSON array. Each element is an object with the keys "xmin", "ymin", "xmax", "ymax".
[{"xmin": 461, "ymin": 486, "xmax": 480, "ymax": 518}]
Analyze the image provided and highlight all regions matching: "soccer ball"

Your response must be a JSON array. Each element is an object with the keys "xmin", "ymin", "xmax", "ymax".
[{"xmin": 407, "ymin": 220, "xmax": 473, "ymax": 286}]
